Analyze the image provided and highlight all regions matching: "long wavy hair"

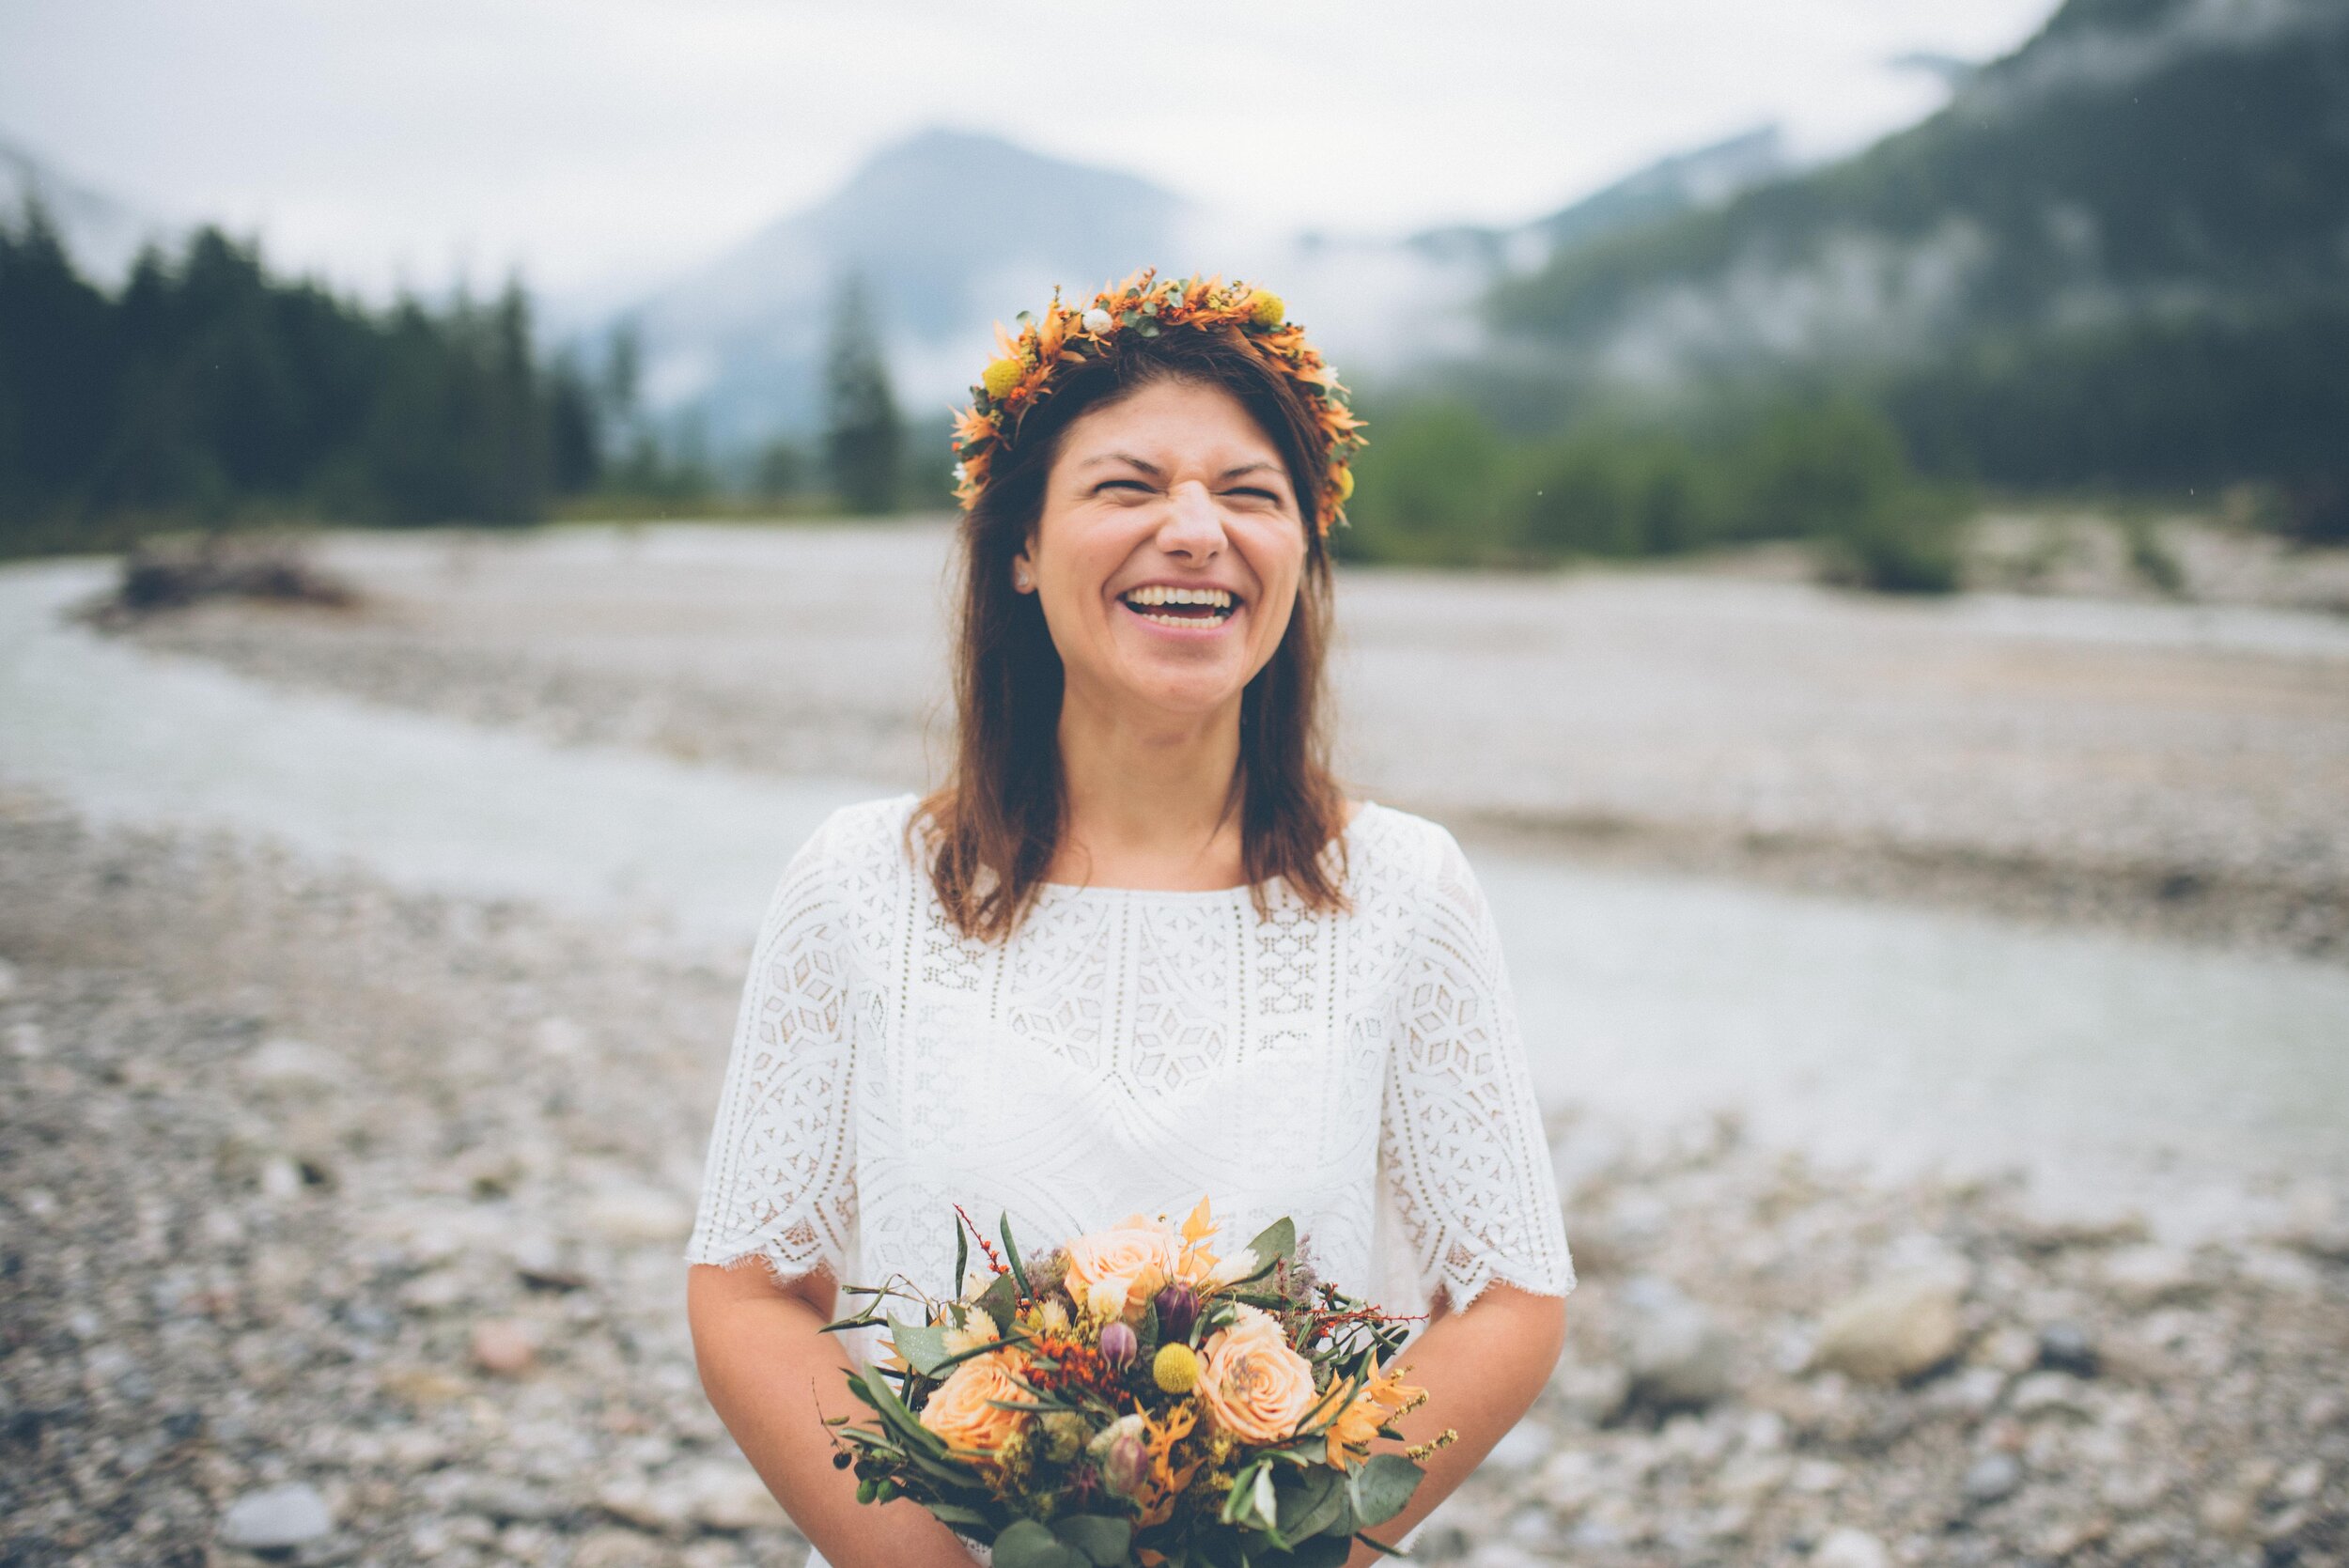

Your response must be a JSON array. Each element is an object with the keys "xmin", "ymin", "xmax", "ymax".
[{"xmin": 912, "ymin": 323, "xmax": 1353, "ymax": 941}]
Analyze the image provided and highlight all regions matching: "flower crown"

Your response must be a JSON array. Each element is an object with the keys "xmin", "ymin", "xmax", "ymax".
[{"xmin": 951, "ymin": 269, "xmax": 1366, "ymax": 536}]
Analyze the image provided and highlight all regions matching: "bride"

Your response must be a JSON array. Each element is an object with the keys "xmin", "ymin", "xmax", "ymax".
[{"xmin": 684, "ymin": 273, "xmax": 1572, "ymax": 1568}]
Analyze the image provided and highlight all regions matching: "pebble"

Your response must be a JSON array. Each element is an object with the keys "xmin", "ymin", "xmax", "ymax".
[
  {"xmin": 1961, "ymin": 1453, "xmax": 2024, "ymax": 1505},
  {"xmin": 1620, "ymin": 1277, "xmax": 1737, "ymax": 1410},
  {"xmin": 2035, "ymin": 1322, "xmax": 2098, "ymax": 1377},
  {"xmin": 2098, "ymin": 1246, "xmax": 2204, "ymax": 1307},
  {"xmin": 2008, "ymin": 1371, "xmax": 2096, "ymax": 1421},
  {"xmin": 218, "ymin": 1482, "xmax": 334, "ymax": 1550},
  {"xmin": 2197, "ymin": 1490, "xmax": 2255, "ymax": 1538},
  {"xmin": 1812, "ymin": 1526, "xmax": 1891, "ymax": 1568},
  {"xmin": 470, "ymin": 1319, "xmax": 537, "ymax": 1376},
  {"xmin": 2274, "ymin": 1459, "xmax": 2325, "ymax": 1502},
  {"xmin": 1810, "ymin": 1273, "xmax": 1965, "ymax": 1384}
]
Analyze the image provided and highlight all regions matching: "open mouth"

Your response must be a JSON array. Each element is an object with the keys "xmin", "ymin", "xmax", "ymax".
[{"xmin": 1119, "ymin": 584, "xmax": 1237, "ymax": 628}]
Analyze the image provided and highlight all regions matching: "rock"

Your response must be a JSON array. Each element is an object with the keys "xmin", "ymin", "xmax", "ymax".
[
  {"xmin": 1620, "ymin": 1278, "xmax": 1736, "ymax": 1411},
  {"xmin": 2197, "ymin": 1490, "xmax": 2255, "ymax": 1538},
  {"xmin": 2275, "ymin": 1460, "xmax": 2325, "ymax": 1502},
  {"xmin": 1809, "ymin": 1273, "xmax": 1964, "ymax": 1384},
  {"xmin": 470, "ymin": 1319, "xmax": 537, "ymax": 1376},
  {"xmin": 585, "ymin": 1187, "xmax": 693, "ymax": 1247},
  {"xmin": 1538, "ymin": 1449, "xmax": 1602, "ymax": 1514},
  {"xmin": 397, "ymin": 1269, "xmax": 471, "ymax": 1312},
  {"xmin": 1961, "ymin": 1452, "xmax": 2023, "ymax": 1505},
  {"xmin": 1481, "ymin": 1421, "xmax": 1548, "ymax": 1475},
  {"xmin": 1549, "ymin": 1358, "xmax": 1631, "ymax": 1424},
  {"xmin": 243, "ymin": 1036, "xmax": 343, "ymax": 1092},
  {"xmin": 2098, "ymin": 1468, "xmax": 2169, "ymax": 1515},
  {"xmin": 218, "ymin": 1482, "xmax": 334, "ymax": 1550},
  {"xmin": 379, "ymin": 1365, "xmax": 471, "ymax": 1405},
  {"xmin": 1719, "ymin": 1453, "xmax": 1793, "ymax": 1505},
  {"xmin": 2008, "ymin": 1371, "xmax": 2095, "ymax": 1421},
  {"xmin": 572, "ymin": 1529, "xmax": 676, "ymax": 1568},
  {"xmin": 2033, "ymin": 1516, "xmax": 2109, "ymax": 1559},
  {"xmin": 2098, "ymin": 1246, "xmax": 2203, "ymax": 1307},
  {"xmin": 2035, "ymin": 1321, "xmax": 2097, "ymax": 1376},
  {"xmin": 678, "ymin": 1459, "xmax": 789, "ymax": 1532},
  {"xmin": 1811, "ymin": 1527, "xmax": 1890, "ymax": 1568},
  {"xmin": 597, "ymin": 1474, "xmax": 692, "ymax": 1533},
  {"xmin": 1791, "ymin": 1458, "xmax": 1848, "ymax": 1494}
]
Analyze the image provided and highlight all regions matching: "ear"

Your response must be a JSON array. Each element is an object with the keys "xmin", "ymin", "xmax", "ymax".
[{"xmin": 1010, "ymin": 543, "xmax": 1036, "ymax": 593}]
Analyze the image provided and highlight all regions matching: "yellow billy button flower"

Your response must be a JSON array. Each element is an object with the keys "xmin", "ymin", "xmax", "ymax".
[
  {"xmin": 981, "ymin": 357, "xmax": 1024, "ymax": 399},
  {"xmin": 1248, "ymin": 292, "xmax": 1285, "ymax": 329},
  {"xmin": 1332, "ymin": 465, "xmax": 1355, "ymax": 503},
  {"xmin": 1153, "ymin": 1342, "xmax": 1201, "ymax": 1394}
]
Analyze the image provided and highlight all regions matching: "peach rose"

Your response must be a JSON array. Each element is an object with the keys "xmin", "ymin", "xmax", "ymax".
[
  {"xmin": 1062, "ymin": 1217, "xmax": 1178, "ymax": 1320},
  {"xmin": 1196, "ymin": 1304, "xmax": 1319, "ymax": 1444},
  {"xmin": 917, "ymin": 1348, "xmax": 1033, "ymax": 1455}
]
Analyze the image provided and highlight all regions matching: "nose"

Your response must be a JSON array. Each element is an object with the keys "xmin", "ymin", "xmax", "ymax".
[{"xmin": 1159, "ymin": 479, "xmax": 1227, "ymax": 560}]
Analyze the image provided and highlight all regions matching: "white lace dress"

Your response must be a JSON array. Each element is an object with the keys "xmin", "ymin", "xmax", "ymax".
[{"xmin": 685, "ymin": 794, "xmax": 1572, "ymax": 1557}]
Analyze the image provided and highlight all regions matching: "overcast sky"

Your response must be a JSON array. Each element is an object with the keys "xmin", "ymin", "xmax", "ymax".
[{"xmin": 1, "ymin": 0, "xmax": 2060, "ymax": 304}]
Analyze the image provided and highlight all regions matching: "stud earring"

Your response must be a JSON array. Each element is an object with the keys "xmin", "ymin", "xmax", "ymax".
[{"xmin": 1013, "ymin": 566, "xmax": 1033, "ymax": 592}]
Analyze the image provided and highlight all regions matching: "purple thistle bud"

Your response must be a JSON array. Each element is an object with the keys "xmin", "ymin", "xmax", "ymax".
[
  {"xmin": 1098, "ymin": 1320, "xmax": 1138, "ymax": 1370},
  {"xmin": 1155, "ymin": 1282, "xmax": 1199, "ymax": 1343}
]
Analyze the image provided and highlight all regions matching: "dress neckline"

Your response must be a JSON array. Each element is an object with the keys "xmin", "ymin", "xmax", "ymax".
[{"xmin": 1029, "ymin": 800, "xmax": 1383, "ymax": 903}]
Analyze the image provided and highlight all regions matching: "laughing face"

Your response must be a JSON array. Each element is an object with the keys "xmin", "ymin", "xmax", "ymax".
[{"xmin": 1013, "ymin": 376, "xmax": 1308, "ymax": 724}]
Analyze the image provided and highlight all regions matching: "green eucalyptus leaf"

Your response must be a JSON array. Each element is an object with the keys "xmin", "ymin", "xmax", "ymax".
[
  {"xmin": 1050, "ymin": 1514, "xmax": 1132, "ymax": 1565},
  {"xmin": 889, "ymin": 1317, "xmax": 953, "ymax": 1377},
  {"xmin": 1346, "ymin": 1453, "xmax": 1422, "ymax": 1529},
  {"xmin": 992, "ymin": 1519, "xmax": 1081, "ymax": 1568},
  {"xmin": 1275, "ymin": 1467, "xmax": 1349, "ymax": 1541},
  {"xmin": 1279, "ymin": 1535, "xmax": 1354, "ymax": 1568}
]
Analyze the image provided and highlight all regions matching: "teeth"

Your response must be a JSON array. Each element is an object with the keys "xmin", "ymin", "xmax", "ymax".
[
  {"xmin": 1123, "ymin": 584, "xmax": 1234, "ymax": 608},
  {"xmin": 1134, "ymin": 610, "xmax": 1227, "ymax": 628}
]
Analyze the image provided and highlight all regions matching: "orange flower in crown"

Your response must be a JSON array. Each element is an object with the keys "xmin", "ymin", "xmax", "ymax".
[{"xmin": 949, "ymin": 269, "xmax": 1368, "ymax": 536}]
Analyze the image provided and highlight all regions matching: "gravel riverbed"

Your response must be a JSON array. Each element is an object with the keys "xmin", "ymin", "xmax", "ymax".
[{"xmin": 3, "ymin": 789, "xmax": 2342, "ymax": 1567}]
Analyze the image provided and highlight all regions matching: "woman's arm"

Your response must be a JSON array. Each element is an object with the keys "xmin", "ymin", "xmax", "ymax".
[
  {"xmin": 686, "ymin": 1262, "xmax": 979, "ymax": 1568},
  {"xmin": 1346, "ymin": 1281, "xmax": 1566, "ymax": 1566}
]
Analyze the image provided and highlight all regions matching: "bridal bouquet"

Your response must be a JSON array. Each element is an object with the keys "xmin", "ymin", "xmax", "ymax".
[{"xmin": 821, "ymin": 1200, "xmax": 1445, "ymax": 1568}]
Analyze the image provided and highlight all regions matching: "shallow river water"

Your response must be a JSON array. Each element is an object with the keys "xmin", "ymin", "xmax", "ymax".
[{"xmin": 4, "ymin": 553, "xmax": 2344, "ymax": 1240}]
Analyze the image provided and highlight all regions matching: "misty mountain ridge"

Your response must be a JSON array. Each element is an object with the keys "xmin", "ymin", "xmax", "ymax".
[
  {"xmin": 617, "ymin": 122, "xmax": 1792, "ymax": 453},
  {"xmin": 1488, "ymin": 0, "xmax": 2349, "ymax": 392}
]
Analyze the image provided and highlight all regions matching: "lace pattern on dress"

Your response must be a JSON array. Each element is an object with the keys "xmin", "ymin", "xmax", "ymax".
[{"xmin": 684, "ymin": 796, "xmax": 1572, "ymax": 1325}]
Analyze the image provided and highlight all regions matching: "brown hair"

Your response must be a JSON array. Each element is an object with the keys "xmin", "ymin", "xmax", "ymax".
[{"xmin": 912, "ymin": 322, "xmax": 1353, "ymax": 941}]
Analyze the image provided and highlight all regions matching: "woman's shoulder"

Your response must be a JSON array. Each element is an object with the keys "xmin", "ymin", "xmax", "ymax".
[
  {"xmin": 1344, "ymin": 799, "xmax": 1475, "ymax": 884},
  {"xmin": 795, "ymin": 791, "xmax": 923, "ymax": 872}
]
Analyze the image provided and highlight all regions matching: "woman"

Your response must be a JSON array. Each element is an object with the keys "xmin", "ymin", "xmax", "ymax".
[{"xmin": 684, "ymin": 272, "xmax": 1572, "ymax": 1568}]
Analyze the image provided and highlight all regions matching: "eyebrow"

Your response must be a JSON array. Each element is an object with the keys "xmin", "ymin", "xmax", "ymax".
[{"xmin": 1080, "ymin": 453, "xmax": 1289, "ymax": 485}]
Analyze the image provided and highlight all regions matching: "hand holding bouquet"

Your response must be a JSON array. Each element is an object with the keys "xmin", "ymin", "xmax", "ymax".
[{"xmin": 821, "ymin": 1200, "xmax": 1447, "ymax": 1568}]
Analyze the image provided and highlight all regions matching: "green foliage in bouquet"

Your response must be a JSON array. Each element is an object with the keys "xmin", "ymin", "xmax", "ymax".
[{"xmin": 820, "ymin": 1201, "xmax": 1448, "ymax": 1567}]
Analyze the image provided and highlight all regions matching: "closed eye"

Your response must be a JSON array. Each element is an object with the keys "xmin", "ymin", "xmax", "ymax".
[{"xmin": 1094, "ymin": 479, "xmax": 1155, "ymax": 496}]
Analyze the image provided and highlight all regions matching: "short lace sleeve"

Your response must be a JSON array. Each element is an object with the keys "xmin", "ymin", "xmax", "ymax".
[
  {"xmin": 1378, "ymin": 823, "xmax": 1574, "ymax": 1312},
  {"xmin": 685, "ymin": 812, "xmax": 862, "ymax": 1283}
]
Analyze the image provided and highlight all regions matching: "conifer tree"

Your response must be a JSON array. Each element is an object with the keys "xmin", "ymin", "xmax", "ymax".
[{"xmin": 822, "ymin": 272, "xmax": 901, "ymax": 515}]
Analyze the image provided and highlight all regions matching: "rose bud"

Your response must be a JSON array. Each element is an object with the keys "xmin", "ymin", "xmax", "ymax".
[
  {"xmin": 1154, "ymin": 1282, "xmax": 1199, "ymax": 1343},
  {"xmin": 1098, "ymin": 1320, "xmax": 1138, "ymax": 1370},
  {"xmin": 1099, "ymin": 1430, "xmax": 1149, "ymax": 1498}
]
